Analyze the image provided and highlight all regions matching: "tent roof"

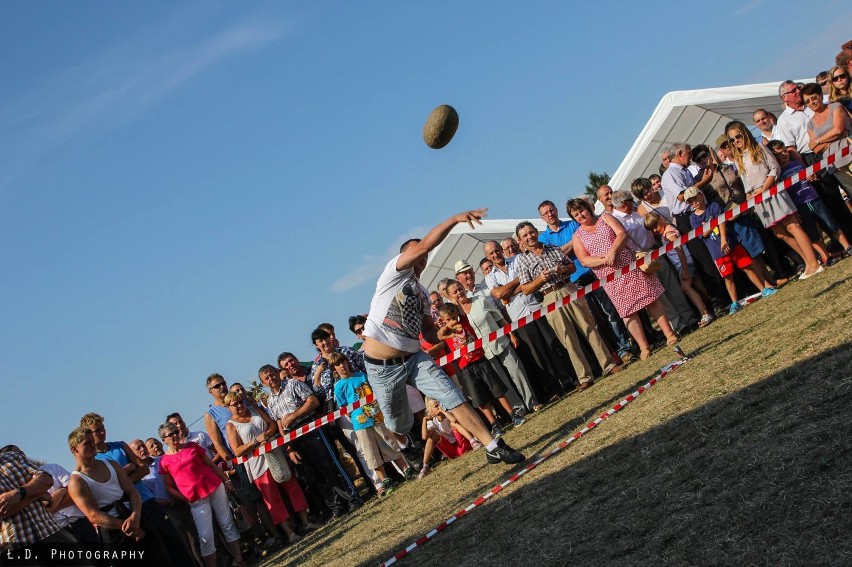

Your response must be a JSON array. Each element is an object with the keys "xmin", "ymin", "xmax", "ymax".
[
  {"xmin": 419, "ymin": 218, "xmax": 547, "ymax": 292},
  {"xmin": 608, "ymin": 80, "xmax": 793, "ymax": 191}
]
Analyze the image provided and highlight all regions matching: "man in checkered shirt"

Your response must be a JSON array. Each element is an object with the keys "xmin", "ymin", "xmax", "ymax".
[
  {"xmin": 514, "ymin": 221, "xmax": 622, "ymax": 390},
  {"xmin": 1, "ymin": 446, "xmax": 87, "ymax": 563}
]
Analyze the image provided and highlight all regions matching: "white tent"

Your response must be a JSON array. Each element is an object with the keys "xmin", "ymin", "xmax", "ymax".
[
  {"xmin": 419, "ymin": 218, "xmax": 547, "ymax": 292},
  {"xmin": 608, "ymin": 80, "xmax": 793, "ymax": 191},
  {"xmin": 421, "ymin": 80, "xmax": 796, "ymax": 290}
]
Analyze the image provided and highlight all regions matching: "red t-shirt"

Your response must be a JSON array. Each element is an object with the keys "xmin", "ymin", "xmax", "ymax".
[{"xmin": 446, "ymin": 315, "xmax": 485, "ymax": 369}]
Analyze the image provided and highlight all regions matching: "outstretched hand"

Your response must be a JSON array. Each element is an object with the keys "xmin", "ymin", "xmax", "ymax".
[{"xmin": 453, "ymin": 209, "xmax": 488, "ymax": 229}]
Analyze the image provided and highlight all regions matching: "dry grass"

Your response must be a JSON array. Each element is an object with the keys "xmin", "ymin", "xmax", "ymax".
[{"xmin": 262, "ymin": 261, "xmax": 852, "ymax": 567}]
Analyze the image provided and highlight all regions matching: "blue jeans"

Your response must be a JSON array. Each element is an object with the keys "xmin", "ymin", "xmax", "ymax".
[{"xmin": 366, "ymin": 350, "xmax": 465, "ymax": 434}]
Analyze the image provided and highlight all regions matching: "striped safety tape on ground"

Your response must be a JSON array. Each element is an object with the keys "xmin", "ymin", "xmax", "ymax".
[{"xmin": 377, "ymin": 357, "xmax": 688, "ymax": 567}]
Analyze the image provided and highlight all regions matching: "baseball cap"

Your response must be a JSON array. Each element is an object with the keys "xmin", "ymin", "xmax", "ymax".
[{"xmin": 683, "ymin": 186, "xmax": 701, "ymax": 200}]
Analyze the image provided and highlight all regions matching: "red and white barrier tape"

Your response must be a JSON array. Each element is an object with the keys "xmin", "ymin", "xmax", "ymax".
[
  {"xmin": 230, "ymin": 393, "xmax": 375, "ymax": 465},
  {"xmin": 434, "ymin": 140, "xmax": 851, "ymax": 368},
  {"xmin": 377, "ymin": 357, "xmax": 688, "ymax": 566},
  {"xmin": 230, "ymin": 141, "xmax": 848, "ymax": 464}
]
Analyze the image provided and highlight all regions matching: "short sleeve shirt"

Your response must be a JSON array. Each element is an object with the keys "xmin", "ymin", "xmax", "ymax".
[
  {"xmin": 538, "ymin": 219, "xmax": 591, "ymax": 281},
  {"xmin": 159, "ymin": 442, "xmax": 221, "ymax": 503},
  {"xmin": 773, "ymin": 106, "xmax": 815, "ymax": 154},
  {"xmin": 1, "ymin": 451, "xmax": 62, "ymax": 550},
  {"xmin": 363, "ymin": 255, "xmax": 430, "ymax": 353},
  {"xmin": 333, "ymin": 372, "xmax": 383, "ymax": 430},
  {"xmin": 484, "ymin": 258, "xmax": 540, "ymax": 321},
  {"xmin": 514, "ymin": 245, "xmax": 574, "ymax": 293},
  {"xmin": 690, "ymin": 202, "xmax": 732, "ymax": 260},
  {"xmin": 310, "ymin": 346, "xmax": 365, "ymax": 404},
  {"xmin": 265, "ymin": 379, "xmax": 317, "ymax": 429}
]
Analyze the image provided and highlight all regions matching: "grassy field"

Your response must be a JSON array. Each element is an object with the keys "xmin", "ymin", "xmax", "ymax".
[{"xmin": 262, "ymin": 260, "xmax": 852, "ymax": 567}]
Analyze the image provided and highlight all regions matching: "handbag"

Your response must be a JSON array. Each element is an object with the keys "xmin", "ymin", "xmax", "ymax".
[{"xmin": 263, "ymin": 440, "xmax": 292, "ymax": 483}]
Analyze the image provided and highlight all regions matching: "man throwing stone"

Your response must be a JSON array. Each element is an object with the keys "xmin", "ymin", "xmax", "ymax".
[{"xmin": 362, "ymin": 209, "xmax": 524, "ymax": 465}]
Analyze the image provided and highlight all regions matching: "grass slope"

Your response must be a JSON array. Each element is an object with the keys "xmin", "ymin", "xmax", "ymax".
[{"xmin": 264, "ymin": 260, "xmax": 852, "ymax": 567}]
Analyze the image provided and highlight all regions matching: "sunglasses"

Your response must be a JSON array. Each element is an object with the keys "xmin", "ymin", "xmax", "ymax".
[
  {"xmin": 209, "ymin": 382, "xmax": 226, "ymax": 391},
  {"xmin": 728, "ymin": 133, "xmax": 744, "ymax": 144},
  {"xmin": 162, "ymin": 432, "xmax": 179, "ymax": 439},
  {"xmin": 818, "ymin": 81, "xmax": 829, "ymax": 87},
  {"xmin": 229, "ymin": 401, "xmax": 245, "ymax": 407},
  {"xmin": 694, "ymin": 153, "xmax": 710, "ymax": 161},
  {"xmin": 782, "ymin": 87, "xmax": 800, "ymax": 96},
  {"xmin": 353, "ymin": 326, "xmax": 365, "ymax": 334},
  {"xmin": 833, "ymin": 73, "xmax": 849, "ymax": 82}
]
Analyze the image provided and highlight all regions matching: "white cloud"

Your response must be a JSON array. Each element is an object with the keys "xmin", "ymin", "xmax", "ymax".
[
  {"xmin": 0, "ymin": 15, "xmax": 288, "ymax": 189},
  {"xmin": 330, "ymin": 226, "xmax": 429, "ymax": 293}
]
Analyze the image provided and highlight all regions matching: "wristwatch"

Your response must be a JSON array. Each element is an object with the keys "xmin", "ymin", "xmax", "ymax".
[{"xmin": 16, "ymin": 486, "xmax": 26, "ymax": 499}]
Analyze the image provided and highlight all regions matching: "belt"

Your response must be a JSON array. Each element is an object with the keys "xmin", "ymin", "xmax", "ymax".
[
  {"xmin": 543, "ymin": 282, "xmax": 568, "ymax": 295},
  {"xmin": 364, "ymin": 353, "xmax": 413, "ymax": 366}
]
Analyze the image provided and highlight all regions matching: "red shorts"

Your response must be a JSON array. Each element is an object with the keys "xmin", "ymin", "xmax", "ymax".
[
  {"xmin": 435, "ymin": 430, "xmax": 473, "ymax": 459},
  {"xmin": 715, "ymin": 243, "xmax": 752, "ymax": 277}
]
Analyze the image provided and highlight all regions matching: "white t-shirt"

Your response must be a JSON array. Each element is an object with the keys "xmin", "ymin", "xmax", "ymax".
[
  {"xmin": 187, "ymin": 429, "xmax": 215, "ymax": 459},
  {"xmin": 426, "ymin": 416, "xmax": 456, "ymax": 443},
  {"xmin": 41, "ymin": 463, "xmax": 85, "ymax": 528},
  {"xmin": 363, "ymin": 255, "xmax": 429, "ymax": 353}
]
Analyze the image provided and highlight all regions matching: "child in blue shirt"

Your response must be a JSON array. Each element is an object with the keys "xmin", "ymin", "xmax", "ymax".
[
  {"xmin": 331, "ymin": 352, "xmax": 414, "ymax": 497},
  {"xmin": 685, "ymin": 186, "xmax": 778, "ymax": 314}
]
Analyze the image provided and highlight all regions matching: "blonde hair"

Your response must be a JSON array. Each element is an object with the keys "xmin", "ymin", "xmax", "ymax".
[
  {"xmin": 828, "ymin": 65, "xmax": 850, "ymax": 102},
  {"xmin": 327, "ymin": 352, "xmax": 349, "ymax": 379},
  {"xmin": 79, "ymin": 412, "xmax": 104, "ymax": 428},
  {"xmin": 725, "ymin": 120, "xmax": 763, "ymax": 175},
  {"xmin": 68, "ymin": 427, "xmax": 92, "ymax": 451},
  {"xmin": 223, "ymin": 391, "xmax": 244, "ymax": 406},
  {"xmin": 643, "ymin": 211, "xmax": 663, "ymax": 232}
]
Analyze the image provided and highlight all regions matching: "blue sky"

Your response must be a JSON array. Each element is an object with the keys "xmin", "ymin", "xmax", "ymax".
[{"xmin": 2, "ymin": 1, "xmax": 849, "ymax": 467}]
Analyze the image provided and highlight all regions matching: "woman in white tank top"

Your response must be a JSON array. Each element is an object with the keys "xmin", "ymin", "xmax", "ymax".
[{"xmin": 67, "ymin": 427, "xmax": 144, "ymax": 541}]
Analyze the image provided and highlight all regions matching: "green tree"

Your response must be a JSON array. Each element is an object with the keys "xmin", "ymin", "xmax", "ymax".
[{"xmin": 584, "ymin": 171, "xmax": 610, "ymax": 200}]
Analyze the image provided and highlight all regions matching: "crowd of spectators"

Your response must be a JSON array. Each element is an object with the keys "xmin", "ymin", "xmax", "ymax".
[{"xmin": 3, "ymin": 47, "xmax": 852, "ymax": 566}]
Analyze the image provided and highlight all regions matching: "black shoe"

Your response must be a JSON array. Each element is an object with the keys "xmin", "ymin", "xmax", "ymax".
[
  {"xmin": 485, "ymin": 438, "xmax": 525, "ymax": 465},
  {"xmin": 490, "ymin": 422, "xmax": 504, "ymax": 438}
]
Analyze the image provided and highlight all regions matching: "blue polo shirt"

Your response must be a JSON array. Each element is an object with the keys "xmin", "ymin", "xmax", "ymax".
[
  {"xmin": 537, "ymin": 220, "xmax": 591, "ymax": 282},
  {"xmin": 96, "ymin": 441, "xmax": 155, "ymax": 502}
]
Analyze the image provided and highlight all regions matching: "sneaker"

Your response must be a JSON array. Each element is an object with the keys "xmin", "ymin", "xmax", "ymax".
[
  {"xmin": 471, "ymin": 439, "xmax": 483, "ymax": 450},
  {"xmin": 728, "ymin": 302, "xmax": 742, "ymax": 315},
  {"xmin": 417, "ymin": 464, "xmax": 432, "ymax": 479},
  {"xmin": 302, "ymin": 522, "xmax": 321, "ymax": 533},
  {"xmin": 485, "ymin": 438, "xmax": 525, "ymax": 465},
  {"xmin": 402, "ymin": 466, "xmax": 417, "ymax": 481},
  {"xmin": 490, "ymin": 422, "xmax": 504, "ymax": 438},
  {"xmin": 511, "ymin": 412, "xmax": 526, "ymax": 427},
  {"xmin": 287, "ymin": 532, "xmax": 301, "ymax": 544},
  {"xmin": 698, "ymin": 313, "xmax": 714, "ymax": 327},
  {"xmin": 761, "ymin": 287, "xmax": 778, "ymax": 298}
]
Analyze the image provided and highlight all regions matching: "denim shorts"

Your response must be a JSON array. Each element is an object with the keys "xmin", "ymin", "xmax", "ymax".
[{"xmin": 366, "ymin": 350, "xmax": 465, "ymax": 434}]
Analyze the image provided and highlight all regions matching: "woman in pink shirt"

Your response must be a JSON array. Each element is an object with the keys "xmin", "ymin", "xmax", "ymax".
[{"xmin": 158, "ymin": 421, "xmax": 245, "ymax": 567}]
